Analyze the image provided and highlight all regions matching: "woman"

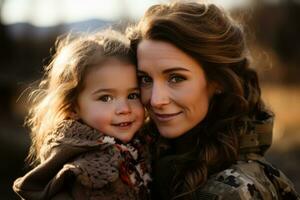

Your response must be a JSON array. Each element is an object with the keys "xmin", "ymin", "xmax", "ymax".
[{"xmin": 127, "ymin": 2, "xmax": 300, "ymax": 200}]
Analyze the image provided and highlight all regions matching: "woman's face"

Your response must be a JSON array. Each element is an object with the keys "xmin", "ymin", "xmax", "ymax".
[{"xmin": 137, "ymin": 40, "xmax": 214, "ymax": 138}]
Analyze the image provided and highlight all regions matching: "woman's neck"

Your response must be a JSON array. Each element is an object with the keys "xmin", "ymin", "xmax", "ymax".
[{"xmin": 171, "ymin": 122, "xmax": 202, "ymax": 154}]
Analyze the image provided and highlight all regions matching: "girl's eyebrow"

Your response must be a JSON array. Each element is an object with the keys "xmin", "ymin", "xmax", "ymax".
[
  {"xmin": 92, "ymin": 87, "xmax": 139, "ymax": 95},
  {"xmin": 92, "ymin": 88, "xmax": 114, "ymax": 95},
  {"xmin": 128, "ymin": 87, "xmax": 140, "ymax": 92}
]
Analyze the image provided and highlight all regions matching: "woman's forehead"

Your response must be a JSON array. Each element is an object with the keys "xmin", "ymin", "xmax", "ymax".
[{"xmin": 137, "ymin": 40, "xmax": 201, "ymax": 72}]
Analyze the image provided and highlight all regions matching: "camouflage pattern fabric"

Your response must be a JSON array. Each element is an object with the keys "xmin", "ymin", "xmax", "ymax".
[{"xmin": 197, "ymin": 154, "xmax": 300, "ymax": 200}]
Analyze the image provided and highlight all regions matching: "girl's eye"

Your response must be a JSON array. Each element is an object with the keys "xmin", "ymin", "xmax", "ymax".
[
  {"xmin": 169, "ymin": 74, "xmax": 186, "ymax": 83},
  {"xmin": 128, "ymin": 92, "xmax": 140, "ymax": 100},
  {"xmin": 138, "ymin": 75, "xmax": 152, "ymax": 86},
  {"xmin": 99, "ymin": 95, "xmax": 113, "ymax": 102}
]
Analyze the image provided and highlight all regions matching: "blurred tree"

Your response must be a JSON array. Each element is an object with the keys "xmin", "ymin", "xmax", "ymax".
[
  {"xmin": 0, "ymin": 0, "xmax": 12, "ymax": 63},
  {"xmin": 255, "ymin": 0, "xmax": 300, "ymax": 66},
  {"xmin": 244, "ymin": 0, "xmax": 300, "ymax": 84},
  {"xmin": 275, "ymin": 1, "xmax": 300, "ymax": 65}
]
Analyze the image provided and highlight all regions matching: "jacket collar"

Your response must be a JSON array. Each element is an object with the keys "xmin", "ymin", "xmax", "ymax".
[{"xmin": 239, "ymin": 111, "xmax": 274, "ymax": 156}]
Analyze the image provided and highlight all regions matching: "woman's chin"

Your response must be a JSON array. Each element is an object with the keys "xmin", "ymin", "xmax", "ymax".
[{"xmin": 157, "ymin": 127, "xmax": 185, "ymax": 139}]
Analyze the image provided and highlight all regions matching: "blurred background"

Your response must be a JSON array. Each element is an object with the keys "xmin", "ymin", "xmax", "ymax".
[{"xmin": 0, "ymin": 0, "xmax": 299, "ymax": 198}]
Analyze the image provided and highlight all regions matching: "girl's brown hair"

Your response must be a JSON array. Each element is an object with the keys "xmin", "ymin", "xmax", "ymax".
[
  {"xmin": 127, "ymin": 2, "xmax": 270, "ymax": 199},
  {"xmin": 25, "ymin": 29, "xmax": 134, "ymax": 166}
]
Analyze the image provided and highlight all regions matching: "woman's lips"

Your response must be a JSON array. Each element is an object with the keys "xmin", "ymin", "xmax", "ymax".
[{"xmin": 153, "ymin": 111, "xmax": 182, "ymax": 122}]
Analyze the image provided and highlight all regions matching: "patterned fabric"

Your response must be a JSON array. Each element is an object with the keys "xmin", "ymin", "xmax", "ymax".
[
  {"xmin": 199, "ymin": 155, "xmax": 300, "ymax": 200},
  {"xmin": 196, "ymin": 114, "xmax": 300, "ymax": 200},
  {"xmin": 13, "ymin": 120, "xmax": 151, "ymax": 200},
  {"xmin": 151, "ymin": 113, "xmax": 300, "ymax": 200},
  {"xmin": 239, "ymin": 114, "xmax": 273, "ymax": 155}
]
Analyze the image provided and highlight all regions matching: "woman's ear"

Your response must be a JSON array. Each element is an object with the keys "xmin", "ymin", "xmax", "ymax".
[{"xmin": 209, "ymin": 81, "xmax": 223, "ymax": 97}]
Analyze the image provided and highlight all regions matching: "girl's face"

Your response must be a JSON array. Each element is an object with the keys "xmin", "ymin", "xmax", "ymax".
[
  {"xmin": 76, "ymin": 59, "xmax": 144, "ymax": 143},
  {"xmin": 137, "ymin": 40, "xmax": 214, "ymax": 138}
]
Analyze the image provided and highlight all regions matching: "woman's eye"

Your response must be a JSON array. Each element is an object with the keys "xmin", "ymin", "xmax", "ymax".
[
  {"xmin": 99, "ymin": 95, "xmax": 113, "ymax": 102},
  {"xmin": 138, "ymin": 75, "xmax": 152, "ymax": 86},
  {"xmin": 169, "ymin": 74, "xmax": 186, "ymax": 83},
  {"xmin": 128, "ymin": 92, "xmax": 140, "ymax": 100}
]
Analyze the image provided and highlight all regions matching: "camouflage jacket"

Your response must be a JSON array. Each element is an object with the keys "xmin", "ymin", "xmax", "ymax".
[
  {"xmin": 197, "ymin": 115, "xmax": 300, "ymax": 200},
  {"xmin": 198, "ymin": 153, "xmax": 300, "ymax": 200},
  {"xmin": 152, "ymin": 113, "xmax": 300, "ymax": 200}
]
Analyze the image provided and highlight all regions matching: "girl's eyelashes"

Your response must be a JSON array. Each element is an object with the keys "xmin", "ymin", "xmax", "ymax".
[
  {"xmin": 128, "ymin": 92, "xmax": 140, "ymax": 100},
  {"xmin": 97, "ymin": 92, "xmax": 140, "ymax": 102},
  {"xmin": 98, "ymin": 95, "xmax": 113, "ymax": 102}
]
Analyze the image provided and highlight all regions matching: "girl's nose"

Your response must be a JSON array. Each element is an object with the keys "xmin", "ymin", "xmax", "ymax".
[
  {"xmin": 115, "ymin": 100, "xmax": 131, "ymax": 115},
  {"xmin": 150, "ymin": 83, "xmax": 170, "ymax": 108}
]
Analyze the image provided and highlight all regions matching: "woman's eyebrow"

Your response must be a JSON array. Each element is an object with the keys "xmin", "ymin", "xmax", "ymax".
[
  {"xmin": 162, "ymin": 67, "xmax": 190, "ymax": 74},
  {"xmin": 138, "ymin": 67, "xmax": 189, "ymax": 74},
  {"xmin": 137, "ymin": 70, "xmax": 147, "ymax": 75}
]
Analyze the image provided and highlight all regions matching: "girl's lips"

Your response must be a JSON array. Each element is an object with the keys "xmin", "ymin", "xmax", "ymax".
[
  {"xmin": 112, "ymin": 121, "xmax": 133, "ymax": 130},
  {"xmin": 153, "ymin": 111, "xmax": 182, "ymax": 122}
]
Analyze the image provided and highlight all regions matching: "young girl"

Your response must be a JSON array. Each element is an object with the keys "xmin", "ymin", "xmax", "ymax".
[{"xmin": 13, "ymin": 30, "xmax": 151, "ymax": 200}]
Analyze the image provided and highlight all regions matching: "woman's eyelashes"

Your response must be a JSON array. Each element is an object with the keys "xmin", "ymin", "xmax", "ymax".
[
  {"xmin": 138, "ymin": 73, "xmax": 187, "ymax": 87},
  {"xmin": 138, "ymin": 75, "xmax": 152, "ymax": 87},
  {"xmin": 169, "ymin": 73, "xmax": 186, "ymax": 83}
]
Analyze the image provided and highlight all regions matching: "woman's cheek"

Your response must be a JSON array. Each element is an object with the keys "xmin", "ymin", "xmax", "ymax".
[{"xmin": 141, "ymin": 88, "xmax": 151, "ymax": 105}]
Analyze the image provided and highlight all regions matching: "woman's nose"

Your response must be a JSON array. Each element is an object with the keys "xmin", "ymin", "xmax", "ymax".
[
  {"xmin": 115, "ymin": 100, "xmax": 131, "ymax": 115},
  {"xmin": 150, "ymin": 83, "xmax": 170, "ymax": 108}
]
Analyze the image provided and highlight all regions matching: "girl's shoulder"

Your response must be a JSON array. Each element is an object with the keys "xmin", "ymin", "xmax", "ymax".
[
  {"xmin": 199, "ymin": 157, "xmax": 300, "ymax": 200},
  {"xmin": 40, "ymin": 119, "xmax": 113, "ymax": 159},
  {"xmin": 44, "ymin": 119, "xmax": 133, "ymax": 149}
]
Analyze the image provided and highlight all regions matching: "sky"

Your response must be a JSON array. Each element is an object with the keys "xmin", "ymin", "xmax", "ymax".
[{"xmin": 1, "ymin": 0, "xmax": 253, "ymax": 27}]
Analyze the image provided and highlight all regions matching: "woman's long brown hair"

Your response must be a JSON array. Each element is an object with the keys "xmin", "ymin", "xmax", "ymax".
[{"xmin": 128, "ymin": 2, "xmax": 269, "ymax": 199}]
